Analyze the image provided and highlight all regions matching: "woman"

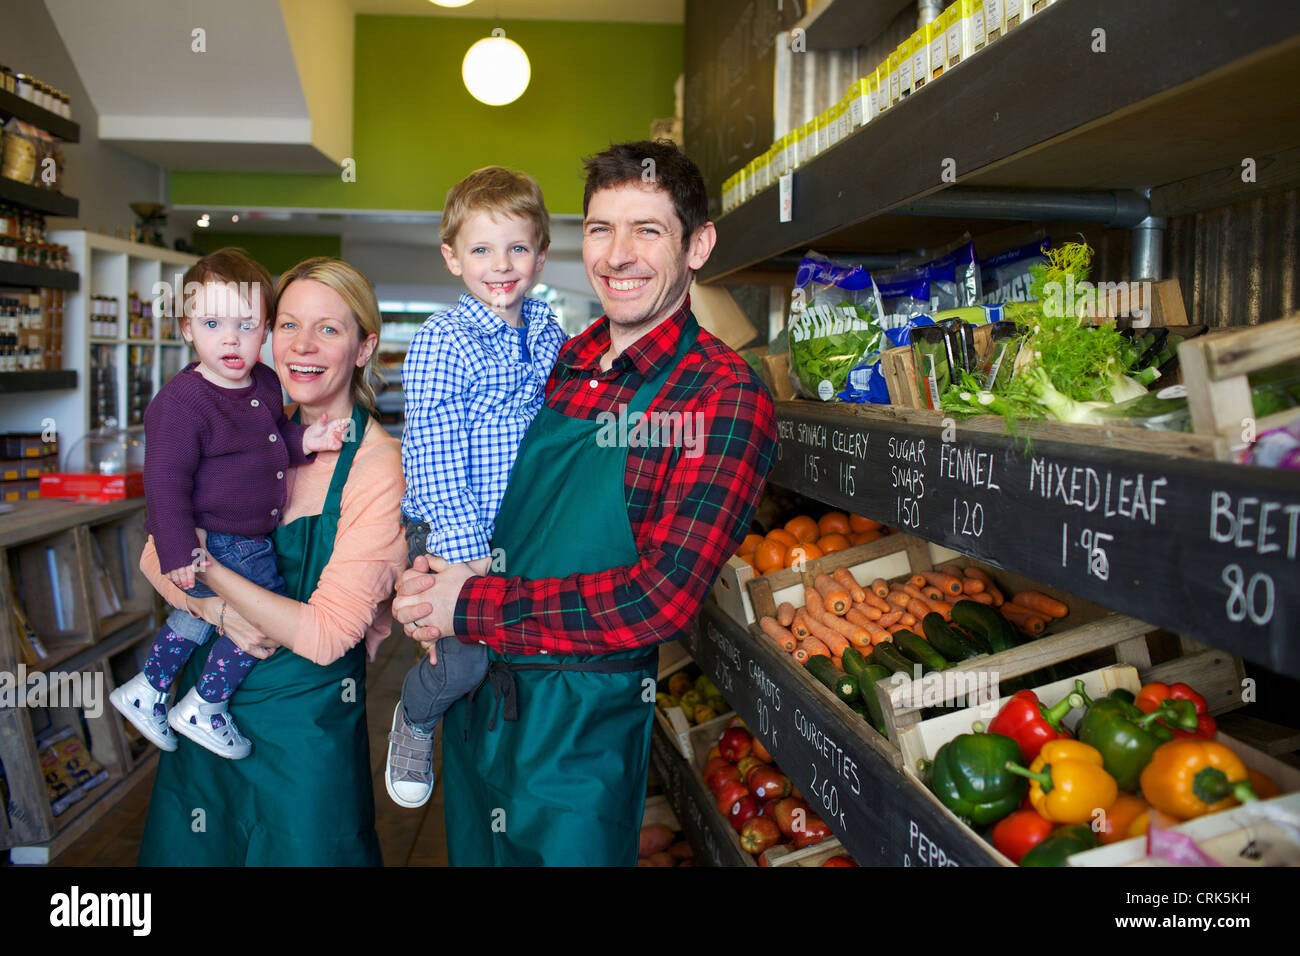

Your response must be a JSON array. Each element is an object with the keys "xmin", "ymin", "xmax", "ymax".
[{"xmin": 136, "ymin": 257, "xmax": 407, "ymax": 866}]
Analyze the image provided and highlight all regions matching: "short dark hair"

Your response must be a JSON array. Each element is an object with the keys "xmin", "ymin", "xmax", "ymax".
[{"xmin": 582, "ymin": 140, "xmax": 709, "ymax": 249}]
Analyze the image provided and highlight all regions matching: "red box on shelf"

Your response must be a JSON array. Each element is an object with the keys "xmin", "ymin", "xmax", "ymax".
[{"xmin": 40, "ymin": 472, "xmax": 144, "ymax": 502}]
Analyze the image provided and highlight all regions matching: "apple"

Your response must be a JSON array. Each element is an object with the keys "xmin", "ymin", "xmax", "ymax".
[
  {"xmin": 822, "ymin": 855, "xmax": 858, "ymax": 867},
  {"xmin": 758, "ymin": 796, "xmax": 783, "ymax": 819},
  {"xmin": 718, "ymin": 727, "xmax": 752, "ymax": 763},
  {"xmin": 792, "ymin": 813, "xmax": 832, "ymax": 849},
  {"xmin": 726, "ymin": 716, "xmax": 748, "ymax": 731},
  {"xmin": 739, "ymin": 816, "xmax": 781, "ymax": 854},
  {"xmin": 715, "ymin": 779, "xmax": 749, "ymax": 817},
  {"xmin": 706, "ymin": 745, "xmax": 722, "ymax": 763},
  {"xmin": 728, "ymin": 795, "xmax": 759, "ymax": 832},
  {"xmin": 706, "ymin": 764, "xmax": 742, "ymax": 795},
  {"xmin": 736, "ymin": 755, "xmax": 764, "ymax": 780},
  {"xmin": 772, "ymin": 797, "xmax": 810, "ymax": 838},
  {"xmin": 703, "ymin": 757, "xmax": 732, "ymax": 780},
  {"xmin": 667, "ymin": 671, "xmax": 693, "ymax": 697},
  {"xmin": 748, "ymin": 767, "xmax": 792, "ymax": 801}
]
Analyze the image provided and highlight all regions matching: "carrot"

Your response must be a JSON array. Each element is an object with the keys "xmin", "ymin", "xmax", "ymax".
[
  {"xmin": 865, "ymin": 621, "xmax": 892, "ymax": 645},
  {"xmin": 823, "ymin": 613, "xmax": 871, "ymax": 648},
  {"xmin": 962, "ymin": 567, "xmax": 1004, "ymax": 606},
  {"xmin": 877, "ymin": 609, "xmax": 902, "ymax": 628},
  {"xmin": 964, "ymin": 591, "xmax": 995, "ymax": 605},
  {"xmin": 922, "ymin": 585, "xmax": 945, "ymax": 603},
  {"xmin": 899, "ymin": 612, "xmax": 917, "ymax": 628},
  {"xmin": 886, "ymin": 592, "xmax": 912, "ymax": 612},
  {"xmin": 917, "ymin": 597, "xmax": 952, "ymax": 621},
  {"xmin": 777, "ymin": 601, "xmax": 796, "ymax": 628},
  {"xmin": 922, "ymin": 571, "xmax": 965, "ymax": 596},
  {"xmin": 870, "ymin": 577, "xmax": 890, "ymax": 599},
  {"xmin": 832, "ymin": 567, "xmax": 867, "ymax": 604},
  {"xmin": 1012, "ymin": 590, "xmax": 1070, "ymax": 620},
  {"xmin": 961, "ymin": 577, "xmax": 986, "ymax": 595},
  {"xmin": 804, "ymin": 585, "xmax": 825, "ymax": 619},
  {"xmin": 1000, "ymin": 603, "xmax": 1048, "ymax": 635},
  {"xmin": 794, "ymin": 637, "xmax": 830, "ymax": 663},
  {"xmin": 938, "ymin": 562, "xmax": 974, "ymax": 584},
  {"xmin": 814, "ymin": 573, "xmax": 851, "ymax": 616},
  {"xmin": 887, "ymin": 624, "xmax": 911, "ymax": 635},
  {"xmin": 909, "ymin": 574, "xmax": 928, "ymax": 590},
  {"xmin": 862, "ymin": 591, "xmax": 892, "ymax": 613},
  {"xmin": 790, "ymin": 608, "xmax": 812, "ymax": 641},
  {"xmin": 902, "ymin": 583, "xmax": 929, "ymax": 603},
  {"xmin": 760, "ymin": 616, "xmax": 797, "ymax": 653},
  {"xmin": 845, "ymin": 606, "xmax": 878, "ymax": 627},
  {"xmin": 803, "ymin": 608, "xmax": 847, "ymax": 650}
]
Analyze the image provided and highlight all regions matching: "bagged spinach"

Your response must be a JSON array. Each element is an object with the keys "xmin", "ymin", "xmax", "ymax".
[
  {"xmin": 788, "ymin": 252, "xmax": 886, "ymax": 402},
  {"xmin": 874, "ymin": 268, "xmax": 931, "ymax": 330}
]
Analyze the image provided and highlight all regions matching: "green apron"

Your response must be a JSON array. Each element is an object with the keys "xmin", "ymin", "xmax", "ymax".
[
  {"xmin": 442, "ymin": 317, "xmax": 699, "ymax": 866},
  {"xmin": 138, "ymin": 403, "xmax": 381, "ymax": 866}
]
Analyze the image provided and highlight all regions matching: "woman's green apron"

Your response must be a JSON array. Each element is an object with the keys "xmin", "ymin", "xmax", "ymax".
[
  {"xmin": 442, "ymin": 318, "xmax": 699, "ymax": 866},
  {"xmin": 139, "ymin": 404, "xmax": 381, "ymax": 866}
]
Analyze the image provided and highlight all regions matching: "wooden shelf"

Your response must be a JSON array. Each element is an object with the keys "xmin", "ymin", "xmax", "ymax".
[
  {"xmin": 700, "ymin": 0, "xmax": 1300, "ymax": 281},
  {"xmin": 0, "ymin": 260, "xmax": 79, "ymax": 290},
  {"xmin": 0, "ymin": 87, "xmax": 80, "ymax": 142},
  {"xmin": 0, "ymin": 176, "xmax": 78, "ymax": 217},
  {"xmin": 767, "ymin": 399, "xmax": 1300, "ymax": 679},
  {"xmin": 794, "ymin": 0, "xmax": 913, "ymax": 50},
  {"xmin": 0, "ymin": 370, "xmax": 76, "ymax": 393}
]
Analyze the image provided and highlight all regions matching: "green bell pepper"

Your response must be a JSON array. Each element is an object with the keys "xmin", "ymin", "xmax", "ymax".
[
  {"xmin": 1018, "ymin": 823, "xmax": 1097, "ymax": 867},
  {"xmin": 927, "ymin": 731, "xmax": 1027, "ymax": 826},
  {"xmin": 1073, "ymin": 681, "xmax": 1184, "ymax": 792}
]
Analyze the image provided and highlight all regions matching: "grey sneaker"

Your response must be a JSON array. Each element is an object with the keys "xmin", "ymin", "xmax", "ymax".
[{"xmin": 385, "ymin": 702, "xmax": 434, "ymax": 808}]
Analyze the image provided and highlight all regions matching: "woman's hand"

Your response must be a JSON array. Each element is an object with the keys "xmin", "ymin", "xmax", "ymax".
[{"xmin": 185, "ymin": 595, "xmax": 277, "ymax": 659}]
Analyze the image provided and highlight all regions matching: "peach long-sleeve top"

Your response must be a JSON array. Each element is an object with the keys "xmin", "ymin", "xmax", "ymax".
[{"xmin": 140, "ymin": 414, "xmax": 407, "ymax": 665}]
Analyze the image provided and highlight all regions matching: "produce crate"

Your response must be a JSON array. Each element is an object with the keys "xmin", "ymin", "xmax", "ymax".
[
  {"xmin": 641, "ymin": 794, "xmax": 682, "ymax": 832},
  {"xmin": 759, "ymin": 839, "xmax": 849, "ymax": 867},
  {"xmin": 1179, "ymin": 311, "xmax": 1300, "ymax": 461},
  {"xmin": 654, "ymin": 706, "xmax": 736, "ymax": 763}
]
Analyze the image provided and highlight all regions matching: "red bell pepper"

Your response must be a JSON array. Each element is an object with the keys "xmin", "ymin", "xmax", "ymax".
[
  {"xmin": 991, "ymin": 809, "xmax": 1055, "ymax": 864},
  {"xmin": 1135, "ymin": 682, "xmax": 1217, "ymax": 739},
  {"xmin": 987, "ymin": 689, "xmax": 1084, "ymax": 762}
]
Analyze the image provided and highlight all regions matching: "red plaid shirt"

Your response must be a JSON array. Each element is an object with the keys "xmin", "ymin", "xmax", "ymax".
[{"xmin": 453, "ymin": 297, "xmax": 777, "ymax": 655}]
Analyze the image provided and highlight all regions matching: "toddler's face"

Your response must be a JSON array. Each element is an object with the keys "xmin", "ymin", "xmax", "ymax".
[
  {"xmin": 181, "ymin": 281, "xmax": 266, "ymax": 387},
  {"xmin": 442, "ymin": 211, "xmax": 546, "ymax": 321}
]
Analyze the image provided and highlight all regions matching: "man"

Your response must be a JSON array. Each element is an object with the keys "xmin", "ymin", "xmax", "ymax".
[{"xmin": 392, "ymin": 140, "xmax": 777, "ymax": 866}]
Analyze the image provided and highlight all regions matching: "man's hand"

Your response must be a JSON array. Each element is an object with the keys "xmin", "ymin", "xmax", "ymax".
[
  {"xmin": 302, "ymin": 413, "xmax": 349, "ymax": 455},
  {"xmin": 391, "ymin": 554, "xmax": 482, "ymax": 655}
]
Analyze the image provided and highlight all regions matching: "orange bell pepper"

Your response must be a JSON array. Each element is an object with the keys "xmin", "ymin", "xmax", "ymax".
[
  {"xmin": 1005, "ymin": 739, "xmax": 1119, "ymax": 825},
  {"xmin": 1139, "ymin": 739, "xmax": 1257, "ymax": 820},
  {"xmin": 1098, "ymin": 792, "xmax": 1149, "ymax": 845}
]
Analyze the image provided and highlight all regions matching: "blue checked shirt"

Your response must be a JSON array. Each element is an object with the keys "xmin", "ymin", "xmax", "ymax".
[{"xmin": 400, "ymin": 293, "xmax": 566, "ymax": 563}]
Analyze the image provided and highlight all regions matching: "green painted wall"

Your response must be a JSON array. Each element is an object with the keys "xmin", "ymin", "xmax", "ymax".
[
  {"xmin": 191, "ymin": 232, "xmax": 342, "ymax": 275},
  {"xmin": 171, "ymin": 17, "xmax": 682, "ymax": 216}
]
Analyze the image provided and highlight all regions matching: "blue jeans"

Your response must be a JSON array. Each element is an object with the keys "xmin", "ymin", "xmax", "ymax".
[
  {"xmin": 399, "ymin": 516, "xmax": 488, "ymax": 733},
  {"xmin": 166, "ymin": 531, "xmax": 286, "ymax": 643}
]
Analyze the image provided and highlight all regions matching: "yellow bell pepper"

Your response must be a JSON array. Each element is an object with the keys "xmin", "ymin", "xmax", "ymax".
[
  {"xmin": 1139, "ymin": 739, "xmax": 1258, "ymax": 820},
  {"xmin": 1005, "ymin": 739, "xmax": 1119, "ymax": 824}
]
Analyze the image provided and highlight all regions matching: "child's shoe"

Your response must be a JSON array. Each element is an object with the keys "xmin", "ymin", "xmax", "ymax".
[
  {"xmin": 168, "ymin": 687, "xmax": 252, "ymax": 759},
  {"xmin": 385, "ymin": 703, "xmax": 435, "ymax": 808},
  {"xmin": 109, "ymin": 671, "xmax": 177, "ymax": 752}
]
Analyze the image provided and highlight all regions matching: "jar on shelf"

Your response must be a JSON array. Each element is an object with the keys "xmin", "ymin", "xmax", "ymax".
[
  {"xmin": 13, "ymin": 73, "xmax": 33, "ymax": 102},
  {"xmin": 0, "ymin": 65, "xmax": 15, "ymax": 95}
]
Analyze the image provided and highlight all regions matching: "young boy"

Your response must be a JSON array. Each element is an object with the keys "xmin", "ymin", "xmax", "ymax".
[{"xmin": 386, "ymin": 167, "xmax": 565, "ymax": 807}]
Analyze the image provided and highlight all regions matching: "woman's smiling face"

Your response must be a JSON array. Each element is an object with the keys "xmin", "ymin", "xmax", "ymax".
[{"xmin": 272, "ymin": 278, "xmax": 375, "ymax": 416}]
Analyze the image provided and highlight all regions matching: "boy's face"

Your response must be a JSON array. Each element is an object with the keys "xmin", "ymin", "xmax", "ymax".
[
  {"xmin": 181, "ymin": 281, "xmax": 266, "ymax": 387},
  {"xmin": 441, "ymin": 211, "xmax": 546, "ymax": 322}
]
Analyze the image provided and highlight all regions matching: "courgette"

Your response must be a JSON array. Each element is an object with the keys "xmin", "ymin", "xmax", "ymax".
[
  {"xmin": 921, "ymin": 613, "xmax": 983, "ymax": 661},
  {"xmin": 951, "ymin": 600, "xmax": 1020, "ymax": 653},
  {"xmin": 893, "ymin": 629, "xmax": 949, "ymax": 674},
  {"xmin": 868, "ymin": 641, "xmax": 915, "ymax": 676},
  {"xmin": 840, "ymin": 646, "xmax": 868, "ymax": 680},
  {"xmin": 805, "ymin": 655, "xmax": 859, "ymax": 704},
  {"xmin": 848, "ymin": 700, "xmax": 870, "ymax": 720},
  {"xmin": 858, "ymin": 663, "xmax": 891, "ymax": 737}
]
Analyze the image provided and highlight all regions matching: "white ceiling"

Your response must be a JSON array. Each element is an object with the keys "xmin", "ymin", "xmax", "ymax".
[{"xmin": 348, "ymin": 0, "xmax": 683, "ymax": 23}]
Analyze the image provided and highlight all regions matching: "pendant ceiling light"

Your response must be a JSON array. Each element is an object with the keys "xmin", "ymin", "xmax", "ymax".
[
  {"xmin": 429, "ymin": 1, "xmax": 475, "ymax": 7},
  {"xmin": 462, "ymin": 29, "xmax": 530, "ymax": 106}
]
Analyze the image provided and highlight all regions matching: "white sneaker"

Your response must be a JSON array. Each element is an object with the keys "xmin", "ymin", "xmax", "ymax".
[
  {"xmin": 385, "ymin": 703, "xmax": 435, "ymax": 808},
  {"xmin": 109, "ymin": 671, "xmax": 177, "ymax": 752},
  {"xmin": 168, "ymin": 687, "xmax": 252, "ymax": 760}
]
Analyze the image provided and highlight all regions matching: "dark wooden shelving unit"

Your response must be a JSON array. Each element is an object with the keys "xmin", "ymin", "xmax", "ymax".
[
  {"xmin": 700, "ymin": 0, "xmax": 1300, "ymax": 282},
  {"xmin": 0, "ymin": 86, "xmax": 80, "ymax": 142},
  {"xmin": 0, "ymin": 177, "xmax": 78, "ymax": 218},
  {"xmin": 0, "ymin": 369, "xmax": 76, "ymax": 392},
  {"xmin": 794, "ymin": 0, "xmax": 913, "ymax": 51}
]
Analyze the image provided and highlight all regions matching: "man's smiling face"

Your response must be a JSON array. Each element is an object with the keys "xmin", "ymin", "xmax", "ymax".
[{"xmin": 582, "ymin": 181, "xmax": 713, "ymax": 336}]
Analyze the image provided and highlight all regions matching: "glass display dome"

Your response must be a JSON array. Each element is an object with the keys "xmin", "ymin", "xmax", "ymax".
[{"xmin": 61, "ymin": 419, "xmax": 145, "ymax": 475}]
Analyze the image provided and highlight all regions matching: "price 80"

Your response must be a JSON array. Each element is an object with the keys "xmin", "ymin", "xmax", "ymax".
[{"xmin": 1222, "ymin": 563, "xmax": 1274, "ymax": 626}]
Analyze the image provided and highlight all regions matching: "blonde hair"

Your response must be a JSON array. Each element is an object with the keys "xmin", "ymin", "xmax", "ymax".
[
  {"xmin": 273, "ymin": 258, "xmax": 382, "ymax": 412},
  {"xmin": 441, "ymin": 166, "xmax": 550, "ymax": 250}
]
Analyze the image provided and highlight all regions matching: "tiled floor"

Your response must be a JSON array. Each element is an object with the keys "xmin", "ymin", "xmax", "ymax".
[{"xmin": 49, "ymin": 626, "xmax": 450, "ymax": 867}]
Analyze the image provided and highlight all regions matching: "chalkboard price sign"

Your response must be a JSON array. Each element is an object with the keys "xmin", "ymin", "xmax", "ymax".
[{"xmin": 769, "ymin": 403, "xmax": 1300, "ymax": 677}]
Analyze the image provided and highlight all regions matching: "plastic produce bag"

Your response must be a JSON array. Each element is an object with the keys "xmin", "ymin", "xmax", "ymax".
[
  {"xmin": 980, "ymin": 238, "xmax": 1051, "ymax": 304},
  {"xmin": 787, "ymin": 251, "xmax": 886, "ymax": 402},
  {"xmin": 903, "ymin": 237, "xmax": 982, "ymax": 311},
  {"xmin": 874, "ymin": 268, "xmax": 931, "ymax": 330}
]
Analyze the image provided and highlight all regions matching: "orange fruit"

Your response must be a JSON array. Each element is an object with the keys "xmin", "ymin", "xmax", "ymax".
[
  {"xmin": 739, "ymin": 554, "xmax": 757, "ymax": 569},
  {"xmin": 767, "ymin": 528, "xmax": 798, "ymax": 548},
  {"xmin": 785, "ymin": 543, "xmax": 824, "ymax": 567},
  {"xmin": 754, "ymin": 539, "xmax": 788, "ymax": 574},
  {"xmin": 818, "ymin": 511, "xmax": 851, "ymax": 536},
  {"xmin": 737, "ymin": 533, "xmax": 763, "ymax": 557},
  {"xmin": 851, "ymin": 530, "xmax": 884, "ymax": 546},
  {"xmin": 849, "ymin": 513, "xmax": 883, "ymax": 533},
  {"xmin": 784, "ymin": 515, "xmax": 820, "ymax": 544},
  {"xmin": 817, "ymin": 533, "xmax": 850, "ymax": 554}
]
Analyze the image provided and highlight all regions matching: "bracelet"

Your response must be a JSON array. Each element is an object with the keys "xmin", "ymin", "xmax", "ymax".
[{"xmin": 219, "ymin": 601, "xmax": 226, "ymax": 637}]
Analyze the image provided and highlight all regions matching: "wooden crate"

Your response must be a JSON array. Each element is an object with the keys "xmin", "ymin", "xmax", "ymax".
[
  {"xmin": 760, "ymin": 839, "xmax": 849, "ymax": 867},
  {"xmin": 655, "ymin": 706, "xmax": 736, "ymax": 764},
  {"xmin": 1179, "ymin": 311, "xmax": 1300, "ymax": 461}
]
